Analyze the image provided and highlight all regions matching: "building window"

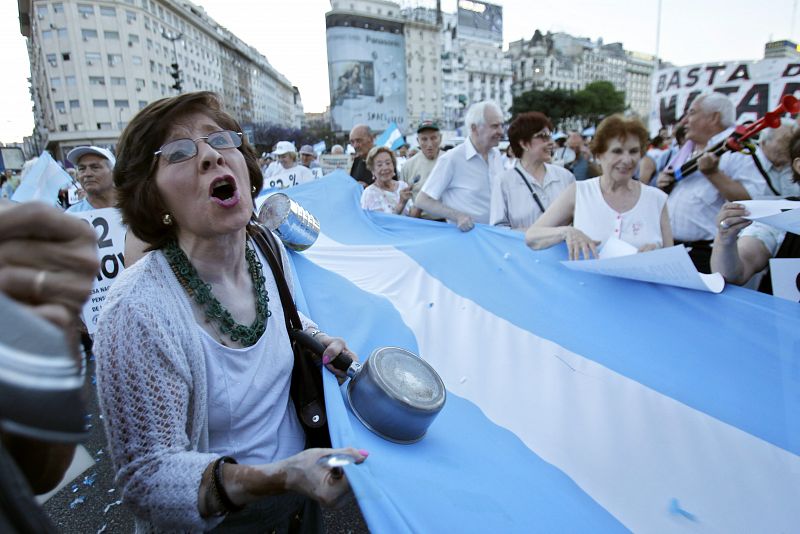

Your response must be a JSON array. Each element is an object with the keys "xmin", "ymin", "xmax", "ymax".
[
  {"xmin": 107, "ymin": 54, "xmax": 122, "ymax": 66},
  {"xmin": 114, "ymin": 99, "xmax": 130, "ymax": 108},
  {"xmin": 129, "ymin": 34, "xmax": 139, "ymax": 44},
  {"xmin": 70, "ymin": 99, "xmax": 80, "ymax": 109},
  {"xmin": 139, "ymin": 100, "xmax": 147, "ymax": 109},
  {"xmin": 50, "ymin": 77, "xmax": 61, "ymax": 88},
  {"xmin": 53, "ymin": 3, "xmax": 64, "ymax": 13},
  {"xmin": 126, "ymin": 10, "xmax": 137, "ymax": 23},
  {"xmin": 46, "ymin": 53, "xmax": 57, "ymax": 66},
  {"xmin": 65, "ymin": 75, "xmax": 76, "ymax": 86},
  {"xmin": 81, "ymin": 29, "xmax": 98, "ymax": 40},
  {"xmin": 55, "ymin": 101, "xmax": 66, "ymax": 113},
  {"xmin": 85, "ymin": 52, "xmax": 101, "ymax": 65},
  {"xmin": 42, "ymin": 30, "xmax": 53, "ymax": 40},
  {"xmin": 89, "ymin": 76, "xmax": 105, "ymax": 85},
  {"xmin": 104, "ymin": 30, "xmax": 120, "ymax": 40},
  {"xmin": 57, "ymin": 28, "xmax": 68, "ymax": 39},
  {"xmin": 135, "ymin": 78, "xmax": 145, "ymax": 88},
  {"xmin": 100, "ymin": 6, "xmax": 116, "ymax": 17},
  {"xmin": 74, "ymin": 122, "xmax": 82, "ymax": 130},
  {"xmin": 93, "ymin": 99, "xmax": 109, "ymax": 108},
  {"xmin": 97, "ymin": 122, "xmax": 112, "ymax": 130},
  {"xmin": 132, "ymin": 56, "xmax": 143, "ymax": 65},
  {"xmin": 111, "ymin": 77, "xmax": 126, "ymax": 86},
  {"xmin": 62, "ymin": 52, "xmax": 71, "ymax": 61},
  {"xmin": 60, "ymin": 125, "xmax": 69, "ymax": 132},
  {"xmin": 36, "ymin": 5, "xmax": 48, "ymax": 18},
  {"xmin": 77, "ymin": 4, "xmax": 93, "ymax": 16}
]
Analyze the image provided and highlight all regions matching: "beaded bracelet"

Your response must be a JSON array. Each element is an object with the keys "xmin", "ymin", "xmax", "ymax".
[{"xmin": 211, "ymin": 456, "xmax": 244, "ymax": 515}]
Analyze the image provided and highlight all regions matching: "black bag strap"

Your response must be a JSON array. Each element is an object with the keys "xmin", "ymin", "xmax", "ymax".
[
  {"xmin": 513, "ymin": 167, "xmax": 546, "ymax": 213},
  {"xmin": 748, "ymin": 150, "xmax": 781, "ymax": 196}
]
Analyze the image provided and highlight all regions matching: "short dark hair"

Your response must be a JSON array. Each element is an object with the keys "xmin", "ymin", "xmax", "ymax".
[
  {"xmin": 508, "ymin": 112, "xmax": 553, "ymax": 159},
  {"xmin": 790, "ymin": 129, "xmax": 800, "ymax": 183},
  {"xmin": 114, "ymin": 91, "xmax": 262, "ymax": 250},
  {"xmin": 590, "ymin": 115, "xmax": 649, "ymax": 156}
]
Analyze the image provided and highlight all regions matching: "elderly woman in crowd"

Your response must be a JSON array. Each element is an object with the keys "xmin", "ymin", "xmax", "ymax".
[
  {"xmin": 710, "ymin": 129, "xmax": 800, "ymax": 293},
  {"xmin": 267, "ymin": 141, "xmax": 316, "ymax": 189},
  {"xmin": 490, "ymin": 112, "xmax": 575, "ymax": 230},
  {"xmin": 94, "ymin": 92, "xmax": 365, "ymax": 533},
  {"xmin": 526, "ymin": 115, "xmax": 673, "ymax": 259},
  {"xmin": 360, "ymin": 146, "xmax": 413, "ymax": 215}
]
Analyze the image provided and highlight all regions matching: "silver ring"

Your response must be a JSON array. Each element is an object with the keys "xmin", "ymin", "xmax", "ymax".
[
  {"xmin": 719, "ymin": 219, "xmax": 729, "ymax": 230},
  {"xmin": 33, "ymin": 270, "xmax": 47, "ymax": 300}
]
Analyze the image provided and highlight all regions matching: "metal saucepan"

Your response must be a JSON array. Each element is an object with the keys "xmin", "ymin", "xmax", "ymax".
[
  {"xmin": 291, "ymin": 330, "xmax": 446, "ymax": 444},
  {"xmin": 257, "ymin": 193, "xmax": 320, "ymax": 251}
]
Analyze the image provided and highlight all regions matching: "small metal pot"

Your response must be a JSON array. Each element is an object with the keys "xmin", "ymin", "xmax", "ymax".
[
  {"xmin": 257, "ymin": 193, "xmax": 320, "ymax": 251},
  {"xmin": 292, "ymin": 331, "xmax": 446, "ymax": 444}
]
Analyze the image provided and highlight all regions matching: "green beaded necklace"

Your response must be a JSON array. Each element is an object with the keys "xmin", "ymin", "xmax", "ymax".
[{"xmin": 164, "ymin": 239, "xmax": 271, "ymax": 347}]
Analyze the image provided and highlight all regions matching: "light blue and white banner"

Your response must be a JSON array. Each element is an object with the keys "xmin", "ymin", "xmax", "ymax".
[
  {"xmin": 376, "ymin": 122, "xmax": 405, "ymax": 151},
  {"xmin": 285, "ymin": 173, "xmax": 799, "ymax": 532}
]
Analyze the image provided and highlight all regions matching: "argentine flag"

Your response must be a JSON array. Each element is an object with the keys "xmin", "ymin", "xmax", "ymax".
[
  {"xmin": 375, "ymin": 122, "xmax": 405, "ymax": 151},
  {"xmin": 285, "ymin": 173, "xmax": 799, "ymax": 532}
]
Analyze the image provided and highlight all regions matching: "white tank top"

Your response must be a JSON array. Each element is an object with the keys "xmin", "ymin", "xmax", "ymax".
[{"xmin": 573, "ymin": 177, "xmax": 667, "ymax": 249}]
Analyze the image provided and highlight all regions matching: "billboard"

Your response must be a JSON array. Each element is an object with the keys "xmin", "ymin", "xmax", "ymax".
[
  {"xmin": 650, "ymin": 58, "xmax": 800, "ymax": 132},
  {"xmin": 457, "ymin": 0, "xmax": 503, "ymax": 43},
  {"xmin": 327, "ymin": 21, "xmax": 407, "ymax": 132}
]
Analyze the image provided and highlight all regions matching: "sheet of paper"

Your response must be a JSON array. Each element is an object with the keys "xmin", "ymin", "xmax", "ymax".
[
  {"xmin": 35, "ymin": 445, "xmax": 95, "ymax": 504},
  {"xmin": 768, "ymin": 258, "xmax": 800, "ymax": 303},
  {"xmin": 740, "ymin": 200, "xmax": 800, "ymax": 234},
  {"xmin": 598, "ymin": 236, "xmax": 638, "ymax": 259},
  {"xmin": 562, "ymin": 245, "xmax": 725, "ymax": 293}
]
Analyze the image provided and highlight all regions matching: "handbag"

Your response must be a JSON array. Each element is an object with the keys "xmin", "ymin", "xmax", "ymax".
[{"xmin": 247, "ymin": 224, "xmax": 331, "ymax": 449}]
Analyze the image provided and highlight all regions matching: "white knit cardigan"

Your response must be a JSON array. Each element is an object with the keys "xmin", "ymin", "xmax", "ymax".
[{"xmin": 94, "ymin": 242, "xmax": 311, "ymax": 533}]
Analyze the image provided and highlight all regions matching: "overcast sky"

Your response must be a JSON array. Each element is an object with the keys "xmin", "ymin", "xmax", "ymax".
[{"xmin": 0, "ymin": 0, "xmax": 794, "ymax": 143}]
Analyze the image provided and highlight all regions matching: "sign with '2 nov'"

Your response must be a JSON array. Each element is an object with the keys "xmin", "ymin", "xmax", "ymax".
[{"xmin": 72, "ymin": 208, "xmax": 126, "ymax": 334}]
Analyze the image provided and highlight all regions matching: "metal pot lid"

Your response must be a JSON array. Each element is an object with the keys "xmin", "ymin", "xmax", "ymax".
[
  {"xmin": 258, "ymin": 193, "xmax": 290, "ymax": 230},
  {"xmin": 369, "ymin": 347, "xmax": 445, "ymax": 411}
]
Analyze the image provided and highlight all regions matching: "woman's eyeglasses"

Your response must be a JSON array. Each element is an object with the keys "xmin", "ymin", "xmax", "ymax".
[
  {"xmin": 154, "ymin": 130, "xmax": 243, "ymax": 164},
  {"xmin": 531, "ymin": 130, "xmax": 552, "ymax": 141}
]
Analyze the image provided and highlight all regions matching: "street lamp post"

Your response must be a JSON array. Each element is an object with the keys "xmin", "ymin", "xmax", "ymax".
[{"xmin": 162, "ymin": 31, "xmax": 183, "ymax": 92}]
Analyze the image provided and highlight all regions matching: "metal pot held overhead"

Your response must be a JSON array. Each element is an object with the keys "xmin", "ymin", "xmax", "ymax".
[{"xmin": 291, "ymin": 330, "xmax": 446, "ymax": 444}]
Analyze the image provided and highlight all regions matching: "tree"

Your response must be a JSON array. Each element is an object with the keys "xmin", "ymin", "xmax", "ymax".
[
  {"xmin": 510, "ymin": 88, "xmax": 577, "ymax": 128},
  {"xmin": 574, "ymin": 81, "xmax": 625, "ymax": 125}
]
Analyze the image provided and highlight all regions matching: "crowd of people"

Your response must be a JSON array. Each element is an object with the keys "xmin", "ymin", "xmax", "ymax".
[{"xmin": 1, "ymin": 87, "xmax": 798, "ymax": 533}]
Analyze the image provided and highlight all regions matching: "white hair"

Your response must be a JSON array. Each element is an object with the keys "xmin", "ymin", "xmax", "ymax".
[
  {"xmin": 759, "ymin": 118, "xmax": 798, "ymax": 144},
  {"xmin": 464, "ymin": 101, "xmax": 503, "ymax": 131},
  {"xmin": 696, "ymin": 93, "xmax": 735, "ymax": 128}
]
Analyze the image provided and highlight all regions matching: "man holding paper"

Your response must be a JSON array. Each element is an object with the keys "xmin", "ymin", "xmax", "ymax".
[{"xmin": 711, "ymin": 130, "xmax": 800, "ymax": 294}]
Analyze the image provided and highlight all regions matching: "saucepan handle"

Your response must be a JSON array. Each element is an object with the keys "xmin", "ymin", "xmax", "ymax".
[{"xmin": 290, "ymin": 329, "xmax": 354, "ymax": 373}]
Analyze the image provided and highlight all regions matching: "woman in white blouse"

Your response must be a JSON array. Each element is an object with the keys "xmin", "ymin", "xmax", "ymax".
[
  {"xmin": 360, "ymin": 146, "xmax": 412, "ymax": 215},
  {"xmin": 526, "ymin": 115, "xmax": 673, "ymax": 260},
  {"xmin": 490, "ymin": 112, "xmax": 575, "ymax": 230}
]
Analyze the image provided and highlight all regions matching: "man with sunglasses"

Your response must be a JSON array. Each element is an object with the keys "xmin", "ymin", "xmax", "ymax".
[{"xmin": 66, "ymin": 146, "xmax": 117, "ymax": 213}]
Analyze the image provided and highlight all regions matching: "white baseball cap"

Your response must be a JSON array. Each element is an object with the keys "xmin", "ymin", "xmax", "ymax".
[
  {"xmin": 273, "ymin": 141, "xmax": 297, "ymax": 156},
  {"xmin": 67, "ymin": 146, "xmax": 116, "ymax": 168}
]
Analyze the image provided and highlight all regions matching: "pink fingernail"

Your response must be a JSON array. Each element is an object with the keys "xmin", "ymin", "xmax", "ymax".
[
  {"xmin": 358, "ymin": 449, "xmax": 370, "ymax": 458},
  {"xmin": 322, "ymin": 355, "xmax": 331, "ymax": 365}
]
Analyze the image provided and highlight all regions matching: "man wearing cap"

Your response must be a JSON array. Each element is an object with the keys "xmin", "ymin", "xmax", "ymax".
[
  {"xmin": 299, "ymin": 145, "xmax": 324, "ymax": 179},
  {"xmin": 348, "ymin": 124, "xmax": 375, "ymax": 187},
  {"xmin": 66, "ymin": 146, "xmax": 117, "ymax": 213},
  {"xmin": 267, "ymin": 141, "xmax": 315, "ymax": 189},
  {"xmin": 401, "ymin": 120, "xmax": 442, "ymax": 219}
]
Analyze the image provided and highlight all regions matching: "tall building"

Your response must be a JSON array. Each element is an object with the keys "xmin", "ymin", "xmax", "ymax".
[
  {"xmin": 401, "ymin": 6, "xmax": 442, "ymax": 130},
  {"xmin": 18, "ymin": 0, "xmax": 302, "ymax": 161},
  {"xmin": 764, "ymin": 40, "xmax": 800, "ymax": 59},
  {"xmin": 508, "ymin": 30, "xmax": 653, "ymax": 119}
]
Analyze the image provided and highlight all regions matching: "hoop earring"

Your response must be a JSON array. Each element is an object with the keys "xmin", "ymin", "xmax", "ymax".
[{"xmin": 162, "ymin": 213, "xmax": 173, "ymax": 226}]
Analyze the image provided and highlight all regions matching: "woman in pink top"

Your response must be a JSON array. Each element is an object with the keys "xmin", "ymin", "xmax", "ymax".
[{"xmin": 526, "ymin": 115, "xmax": 673, "ymax": 260}]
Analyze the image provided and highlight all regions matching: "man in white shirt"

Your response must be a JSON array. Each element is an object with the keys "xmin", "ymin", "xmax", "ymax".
[
  {"xmin": 754, "ymin": 120, "xmax": 799, "ymax": 198},
  {"xmin": 656, "ymin": 93, "xmax": 767, "ymax": 272},
  {"xmin": 415, "ymin": 101, "xmax": 505, "ymax": 231},
  {"xmin": 66, "ymin": 146, "xmax": 117, "ymax": 213}
]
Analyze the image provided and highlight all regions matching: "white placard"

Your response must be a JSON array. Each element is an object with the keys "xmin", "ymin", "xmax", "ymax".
[
  {"xmin": 72, "ymin": 208, "xmax": 126, "ymax": 334},
  {"xmin": 562, "ymin": 245, "xmax": 725, "ymax": 293},
  {"xmin": 768, "ymin": 258, "xmax": 800, "ymax": 302},
  {"xmin": 739, "ymin": 200, "xmax": 800, "ymax": 234}
]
